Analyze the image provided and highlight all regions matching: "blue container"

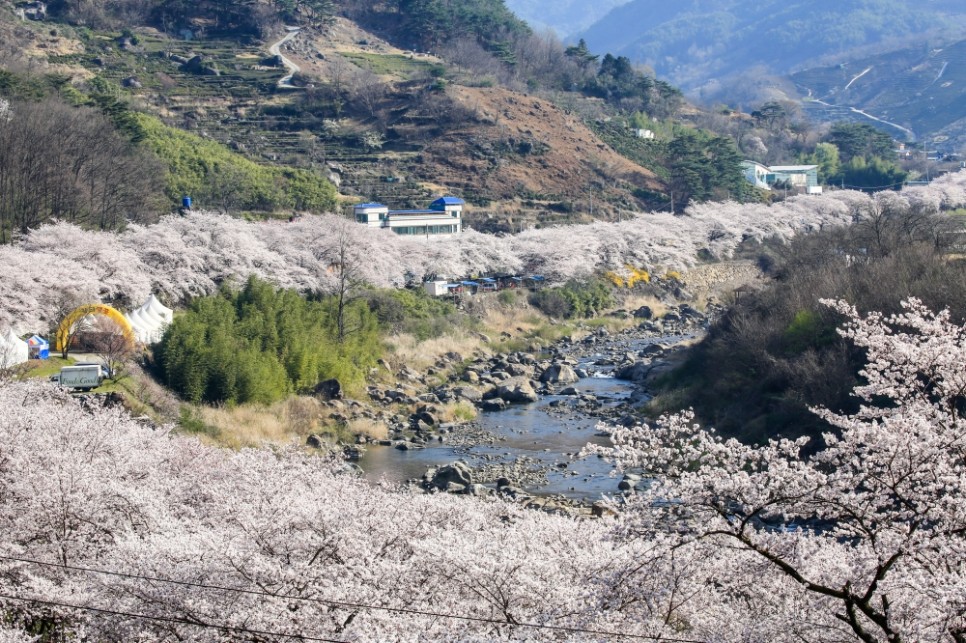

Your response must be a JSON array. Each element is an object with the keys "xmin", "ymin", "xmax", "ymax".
[{"xmin": 182, "ymin": 196, "xmax": 192, "ymax": 209}]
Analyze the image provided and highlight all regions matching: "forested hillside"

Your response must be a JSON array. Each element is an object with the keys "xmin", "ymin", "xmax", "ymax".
[
  {"xmin": 0, "ymin": 0, "xmax": 773, "ymax": 231},
  {"xmin": 578, "ymin": 0, "xmax": 966, "ymax": 91}
]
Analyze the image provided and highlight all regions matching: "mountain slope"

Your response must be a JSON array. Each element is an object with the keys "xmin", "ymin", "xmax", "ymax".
[
  {"xmin": 503, "ymin": 0, "xmax": 630, "ymax": 37},
  {"xmin": 792, "ymin": 38, "xmax": 966, "ymax": 148},
  {"xmin": 578, "ymin": 0, "xmax": 966, "ymax": 91}
]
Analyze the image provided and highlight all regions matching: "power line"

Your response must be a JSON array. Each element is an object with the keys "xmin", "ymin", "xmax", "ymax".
[
  {"xmin": 0, "ymin": 592, "xmax": 345, "ymax": 642},
  {"xmin": 0, "ymin": 553, "xmax": 706, "ymax": 642}
]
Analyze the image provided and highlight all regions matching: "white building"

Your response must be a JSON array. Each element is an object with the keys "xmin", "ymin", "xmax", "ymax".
[
  {"xmin": 354, "ymin": 197, "xmax": 463, "ymax": 237},
  {"xmin": 741, "ymin": 161, "xmax": 823, "ymax": 194}
]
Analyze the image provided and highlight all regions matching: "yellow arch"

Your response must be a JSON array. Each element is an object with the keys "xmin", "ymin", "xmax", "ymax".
[{"xmin": 55, "ymin": 303, "xmax": 137, "ymax": 352}]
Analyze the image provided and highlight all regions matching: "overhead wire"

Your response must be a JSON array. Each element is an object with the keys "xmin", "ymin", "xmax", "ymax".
[
  {"xmin": 0, "ymin": 591, "xmax": 345, "ymax": 642},
  {"xmin": 0, "ymin": 553, "xmax": 707, "ymax": 642}
]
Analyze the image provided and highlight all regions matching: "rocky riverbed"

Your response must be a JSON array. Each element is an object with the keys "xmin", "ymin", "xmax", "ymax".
[{"xmin": 341, "ymin": 300, "xmax": 720, "ymax": 516}]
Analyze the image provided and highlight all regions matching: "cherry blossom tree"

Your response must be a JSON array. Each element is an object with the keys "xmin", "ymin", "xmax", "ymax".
[
  {"xmin": 2, "ymin": 172, "xmax": 966, "ymax": 335},
  {"xmin": 2, "ymin": 297, "xmax": 966, "ymax": 640},
  {"xmin": 593, "ymin": 297, "xmax": 966, "ymax": 642}
]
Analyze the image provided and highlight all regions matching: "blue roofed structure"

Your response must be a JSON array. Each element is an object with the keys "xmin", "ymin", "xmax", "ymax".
[
  {"xmin": 353, "ymin": 196, "xmax": 464, "ymax": 238},
  {"xmin": 430, "ymin": 196, "xmax": 465, "ymax": 210}
]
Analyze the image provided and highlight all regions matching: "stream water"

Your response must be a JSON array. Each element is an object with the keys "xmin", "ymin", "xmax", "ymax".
[
  {"xmin": 358, "ymin": 374, "xmax": 630, "ymax": 500},
  {"xmin": 358, "ymin": 334, "xmax": 690, "ymax": 501}
]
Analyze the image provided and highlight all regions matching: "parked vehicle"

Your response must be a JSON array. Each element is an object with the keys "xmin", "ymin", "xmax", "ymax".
[{"xmin": 51, "ymin": 364, "xmax": 105, "ymax": 391}]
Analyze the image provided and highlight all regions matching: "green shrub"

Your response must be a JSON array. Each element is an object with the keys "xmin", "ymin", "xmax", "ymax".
[
  {"xmin": 528, "ymin": 289, "xmax": 571, "ymax": 318},
  {"xmin": 497, "ymin": 289, "xmax": 517, "ymax": 307},
  {"xmin": 177, "ymin": 406, "xmax": 219, "ymax": 438},
  {"xmin": 158, "ymin": 277, "xmax": 380, "ymax": 405}
]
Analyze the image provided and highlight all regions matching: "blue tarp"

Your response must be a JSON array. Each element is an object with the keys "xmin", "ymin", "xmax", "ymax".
[
  {"xmin": 461, "ymin": 281, "xmax": 480, "ymax": 287},
  {"xmin": 27, "ymin": 335, "xmax": 49, "ymax": 359}
]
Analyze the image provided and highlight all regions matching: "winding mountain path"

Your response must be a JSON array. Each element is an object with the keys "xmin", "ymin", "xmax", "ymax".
[
  {"xmin": 269, "ymin": 27, "xmax": 301, "ymax": 89},
  {"xmin": 803, "ymin": 90, "xmax": 917, "ymax": 140}
]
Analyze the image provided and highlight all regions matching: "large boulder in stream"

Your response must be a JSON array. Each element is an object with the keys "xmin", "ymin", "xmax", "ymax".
[
  {"xmin": 494, "ymin": 377, "xmax": 539, "ymax": 404},
  {"xmin": 430, "ymin": 462, "xmax": 474, "ymax": 489},
  {"xmin": 614, "ymin": 361, "xmax": 652, "ymax": 383},
  {"xmin": 539, "ymin": 363, "xmax": 579, "ymax": 385}
]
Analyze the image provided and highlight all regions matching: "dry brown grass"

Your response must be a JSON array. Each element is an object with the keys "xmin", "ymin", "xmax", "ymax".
[
  {"xmin": 619, "ymin": 293, "xmax": 671, "ymax": 318},
  {"xmin": 386, "ymin": 332, "xmax": 484, "ymax": 373},
  {"xmin": 435, "ymin": 401, "xmax": 478, "ymax": 423},
  {"xmin": 198, "ymin": 395, "xmax": 326, "ymax": 448},
  {"xmin": 345, "ymin": 417, "xmax": 389, "ymax": 441}
]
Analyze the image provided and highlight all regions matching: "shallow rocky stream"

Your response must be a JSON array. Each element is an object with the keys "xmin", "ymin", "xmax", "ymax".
[{"xmin": 355, "ymin": 304, "xmax": 713, "ymax": 509}]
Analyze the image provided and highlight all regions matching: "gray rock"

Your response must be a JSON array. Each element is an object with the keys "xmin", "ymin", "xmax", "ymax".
[
  {"xmin": 540, "ymin": 363, "xmax": 579, "ymax": 385},
  {"xmin": 639, "ymin": 344, "xmax": 664, "ymax": 357},
  {"xmin": 481, "ymin": 398, "xmax": 507, "ymax": 412},
  {"xmin": 306, "ymin": 434, "xmax": 325, "ymax": 449},
  {"xmin": 558, "ymin": 386, "xmax": 580, "ymax": 396},
  {"xmin": 495, "ymin": 377, "xmax": 539, "ymax": 404},
  {"xmin": 506, "ymin": 362, "xmax": 535, "ymax": 378},
  {"xmin": 468, "ymin": 484, "xmax": 490, "ymax": 496},
  {"xmin": 415, "ymin": 410, "xmax": 437, "ymax": 426},
  {"xmin": 592, "ymin": 501, "xmax": 618, "ymax": 518},
  {"xmin": 633, "ymin": 305, "xmax": 653, "ymax": 319},
  {"xmin": 314, "ymin": 378, "xmax": 343, "ymax": 400},
  {"xmin": 453, "ymin": 386, "xmax": 482, "ymax": 402},
  {"xmin": 432, "ymin": 462, "xmax": 473, "ymax": 488},
  {"xmin": 614, "ymin": 362, "xmax": 651, "ymax": 382}
]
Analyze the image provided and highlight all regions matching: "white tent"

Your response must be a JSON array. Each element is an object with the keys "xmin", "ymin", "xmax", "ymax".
[
  {"xmin": 124, "ymin": 295, "xmax": 173, "ymax": 345},
  {"xmin": 141, "ymin": 294, "xmax": 173, "ymax": 324},
  {"xmin": 0, "ymin": 329, "xmax": 29, "ymax": 368}
]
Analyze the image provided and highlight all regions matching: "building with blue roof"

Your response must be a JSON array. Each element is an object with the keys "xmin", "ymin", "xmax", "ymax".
[{"xmin": 353, "ymin": 197, "xmax": 464, "ymax": 237}]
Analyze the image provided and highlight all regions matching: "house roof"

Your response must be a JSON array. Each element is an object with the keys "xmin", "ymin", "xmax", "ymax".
[
  {"xmin": 769, "ymin": 165, "xmax": 818, "ymax": 172},
  {"xmin": 355, "ymin": 202, "xmax": 387, "ymax": 209},
  {"xmin": 429, "ymin": 196, "xmax": 465, "ymax": 211},
  {"xmin": 741, "ymin": 160, "xmax": 770, "ymax": 170}
]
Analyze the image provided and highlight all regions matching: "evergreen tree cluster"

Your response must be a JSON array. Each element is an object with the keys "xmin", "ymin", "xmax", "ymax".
[
  {"xmin": 157, "ymin": 277, "xmax": 380, "ymax": 405},
  {"xmin": 803, "ymin": 123, "xmax": 908, "ymax": 191},
  {"xmin": 581, "ymin": 52, "xmax": 682, "ymax": 117},
  {"xmin": 47, "ymin": 0, "xmax": 336, "ymax": 34},
  {"xmin": 393, "ymin": 0, "xmax": 530, "ymax": 53}
]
